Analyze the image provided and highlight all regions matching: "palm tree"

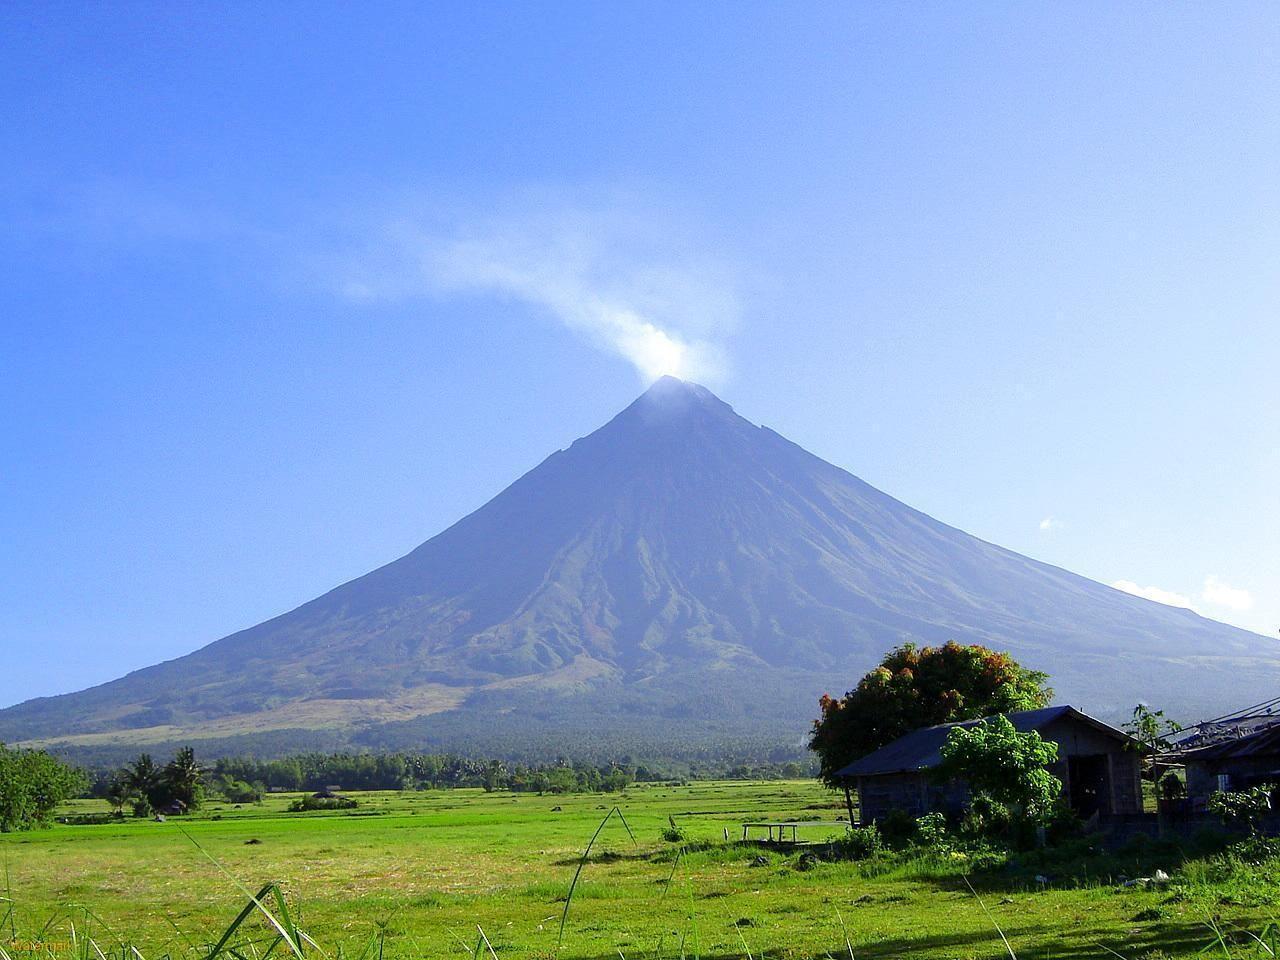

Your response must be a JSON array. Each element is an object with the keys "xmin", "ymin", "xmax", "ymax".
[
  {"xmin": 123, "ymin": 753, "xmax": 159, "ymax": 816},
  {"xmin": 104, "ymin": 772, "xmax": 132, "ymax": 814},
  {"xmin": 164, "ymin": 747, "xmax": 204, "ymax": 811}
]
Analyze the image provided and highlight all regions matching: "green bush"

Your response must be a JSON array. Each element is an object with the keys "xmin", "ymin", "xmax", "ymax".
[
  {"xmin": 1227, "ymin": 834, "xmax": 1280, "ymax": 865},
  {"xmin": 288, "ymin": 794, "xmax": 358, "ymax": 812},
  {"xmin": 831, "ymin": 823, "xmax": 883, "ymax": 860},
  {"xmin": 1044, "ymin": 802, "xmax": 1085, "ymax": 845},
  {"xmin": 216, "ymin": 777, "xmax": 264, "ymax": 803},
  {"xmin": 661, "ymin": 815, "xmax": 685, "ymax": 843},
  {"xmin": 1209, "ymin": 784, "xmax": 1275, "ymax": 834},
  {"xmin": 915, "ymin": 812, "xmax": 949, "ymax": 848}
]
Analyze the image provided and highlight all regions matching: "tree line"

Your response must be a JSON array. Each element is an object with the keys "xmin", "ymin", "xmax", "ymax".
[
  {"xmin": 82, "ymin": 750, "xmax": 814, "ymax": 807},
  {"xmin": 82, "ymin": 748, "xmax": 819, "ymax": 812},
  {"xmin": 205, "ymin": 753, "xmax": 640, "ymax": 795}
]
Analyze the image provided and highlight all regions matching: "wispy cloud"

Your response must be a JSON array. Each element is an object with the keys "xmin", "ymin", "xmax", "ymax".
[
  {"xmin": 1110, "ymin": 575, "xmax": 1255, "ymax": 616},
  {"xmin": 337, "ymin": 191, "xmax": 739, "ymax": 385},
  {"xmin": 1039, "ymin": 516, "xmax": 1062, "ymax": 533},
  {"xmin": 1110, "ymin": 580, "xmax": 1195, "ymax": 609}
]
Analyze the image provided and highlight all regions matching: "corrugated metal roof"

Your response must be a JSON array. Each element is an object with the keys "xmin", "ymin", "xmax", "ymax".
[
  {"xmin": 833, "ymin": 705, "xmax": 1133, "ymax": 779},
  {"xmin": 1174, "ymin": 723, "xmax": 1280, "ymax": 762}
]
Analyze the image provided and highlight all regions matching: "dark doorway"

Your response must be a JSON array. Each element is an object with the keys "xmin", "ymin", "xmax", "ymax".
[{"xmin": 1068, "ymin": 754, "xmax": 1111, "ymax": 817}]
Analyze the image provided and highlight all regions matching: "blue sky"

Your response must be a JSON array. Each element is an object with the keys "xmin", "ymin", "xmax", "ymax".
[{"xmin": 2, "ymin": 2, "xmax": 1277, "ymax": 709}]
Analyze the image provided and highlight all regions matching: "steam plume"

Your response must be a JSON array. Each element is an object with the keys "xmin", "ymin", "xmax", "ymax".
[{"xmin": 342, "ymin": 196, "xmax": 736, "ymax": 384}]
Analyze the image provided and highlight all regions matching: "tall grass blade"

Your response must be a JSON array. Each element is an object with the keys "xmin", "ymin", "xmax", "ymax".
[
  {"xmin": 3, "ymin": 855, "xmax": 14, "ymax": 941},
  {"xmin": 1089, "ymin": 940, "xmax": 1130, "ymax": 960},
  {"xmin": 557, "ymin": 806, "xmax": 636, "ymax": 949},
  {"xmin": 205, "ymin": 884, "xmax": 293, "ymax": 960},
  {"xmin": 176, "ymin": 829, "xmax": 306, "ymax": 960},
  {"xmin": 962, "ymin": 876, "xmax": 1017, "ymax": 960},
  {"xmin": 475, "ymin": 926, "xmax": 498, "ymax": 960},
  {"xmin": 834, "ymin": 907, "xmax": 854, "ymax": 960},
  {"xmin": 1198, "ymin": 910, "xmax": 1234, "ymax": 959}
]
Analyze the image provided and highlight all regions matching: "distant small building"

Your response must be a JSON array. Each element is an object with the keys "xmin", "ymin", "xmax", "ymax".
[
  {"xmin": 1171, "ymin": 724, "xmax": 1280, "ymax": 811},
  {"xmin": 835, "ymin": 705, "xmax": 1144, "ymax": 823}
]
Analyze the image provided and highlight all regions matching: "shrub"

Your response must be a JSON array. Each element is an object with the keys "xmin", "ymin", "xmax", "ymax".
[
  {"xmin": 831, "ymin": 823, "xmax": 883, "ymax": 860},
  {"xmin": 217, "ymin": 777, "xmax": 264, "ymax": 803},
  {"xmin": 1044, "ymin": 802, "xmax": 1085, "ymax": 845},
  {"xmin": 1209, "ymin": 784, "xmax": 1275, "ymax": 834},
  {"xmin": 661, "ymin": 816, "xmax": 686, "ymax": 843},
  {"xmin": 288, "ymin": 794, "xmax": 358, "ymax": 812},
  {"xmin": 58, "ymin": 811, "xmax": 123, "ymax": 826},
  {"xmin": 1227, "ymin": 834, "xmax": 1280, "ymax": 865},
  {"xmin": 915, "ymin": 812, "xmax": 949, "ymax": 848}
]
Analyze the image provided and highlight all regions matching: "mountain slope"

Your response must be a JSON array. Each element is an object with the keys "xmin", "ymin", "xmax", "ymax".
[{"xmin": 3, "ymin": 377, "xmax": 1275, "ymax": 756}]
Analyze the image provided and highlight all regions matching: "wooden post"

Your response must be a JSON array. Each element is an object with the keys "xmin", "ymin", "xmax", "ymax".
[{"xmin": 843, "ymin": 782, "xmax": 856, "ymax": 826}]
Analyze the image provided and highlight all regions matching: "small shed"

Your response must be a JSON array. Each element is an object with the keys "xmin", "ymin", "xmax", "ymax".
[
  {"xmin": 835, "ymin": 705, "xmax": 1144, "ymax": 823},
  {"xmin": 1172, "ymin": 723, "xmax": 1280, "ymax": 810}
]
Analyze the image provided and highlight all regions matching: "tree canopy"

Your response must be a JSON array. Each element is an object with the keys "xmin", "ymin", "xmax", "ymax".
[
  {"xmin": 809, "ymin": 641, "xmax": 1053, "ymax": 786},
  {"xmin": 110, "ymin": 748, "xmax": 205, "ymax": 816},
  {"xmin": 0, "ymin": 743, "xmax": 87, "ymax": 831},
  {"xmin": 935, "ymin": 714, "xmax": 1062, "ymax": 823}
]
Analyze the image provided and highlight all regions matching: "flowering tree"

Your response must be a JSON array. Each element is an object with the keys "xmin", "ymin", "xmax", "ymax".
[{"xmin": 810, "ymin": 641, "xmax": 1052, "ymax": 787}]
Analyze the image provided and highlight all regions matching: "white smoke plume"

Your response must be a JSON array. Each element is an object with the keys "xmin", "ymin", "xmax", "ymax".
[{"xmin": 341, "ymin": 194, "xmax": 737, "ymax": 385}]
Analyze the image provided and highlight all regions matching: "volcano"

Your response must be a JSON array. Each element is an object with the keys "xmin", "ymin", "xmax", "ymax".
[{"xmin": 4, "ymin": 377, "xmax": 1275, "ymax": 760}]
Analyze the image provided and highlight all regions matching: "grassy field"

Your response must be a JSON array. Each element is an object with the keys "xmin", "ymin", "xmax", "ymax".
[{"xmin": 3, "ymin": 780, "xmax": 1279, "ymax": 960}]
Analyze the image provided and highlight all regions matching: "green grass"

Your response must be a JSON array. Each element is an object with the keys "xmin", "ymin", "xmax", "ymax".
[{"xmin": 2, "ymin": 781, "xmax": 1278, "ymax": 959}]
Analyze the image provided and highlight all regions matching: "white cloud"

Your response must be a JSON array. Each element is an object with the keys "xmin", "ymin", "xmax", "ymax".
[
  {"xmin": 1110, "ymin": 575, "xmax": 1256, "ymax": 618},
  {"xmin": 1110, "ymin": 580, "xmax": 1196, "ymax": 609},
  {"xmin": 1201, "ymin": 575, "xmax": 1254, "ymax": 612},
  {"xmin": 1039, "ymin": 516, "xmax": 1062, "ymax": 532},
  {"xmin": 336, "ymin": 191, "xmax": 738, "ymax": 385}
]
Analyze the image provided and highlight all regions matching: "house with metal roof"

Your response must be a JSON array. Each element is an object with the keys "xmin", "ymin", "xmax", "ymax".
[
  {"xmin": 1167, "ymin": 722, "xmax": 1280, "ymax": 812},
  {"xmin": 834, "ymin": 705, "xmax": 1145, "ymax": 824}
]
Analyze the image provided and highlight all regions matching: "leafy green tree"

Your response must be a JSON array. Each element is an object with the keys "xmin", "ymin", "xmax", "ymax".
[
  {"xmin": 810, "ymin": 641, "xmax": 1053, "ymax": 786},
  {"xmin": 481, "ymin": 759, "xmax": 507, "ymax": 792},
  {"xmin": 1124, "ymin": 703, "xmax": 1182, "ymax": 783},
  {"xmin": 1124, "ymin": 703, "xmax": 1182, "ymax": 752},
  {"xmin": 934, "ymin": 714, "xmax": 1062, "ymax": 824},
  {"xmin": 0, "ymin": 744, "xmax": 88, "ymax": 831},
  {"xmin": 211, "ymin": 774, "xmax": 262, "ymax": 803}
]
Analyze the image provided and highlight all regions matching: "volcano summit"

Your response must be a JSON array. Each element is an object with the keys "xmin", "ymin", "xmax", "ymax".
[{"xmin": 4, "ymin": 377, "xmax": 1275, "ymax": 760}]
